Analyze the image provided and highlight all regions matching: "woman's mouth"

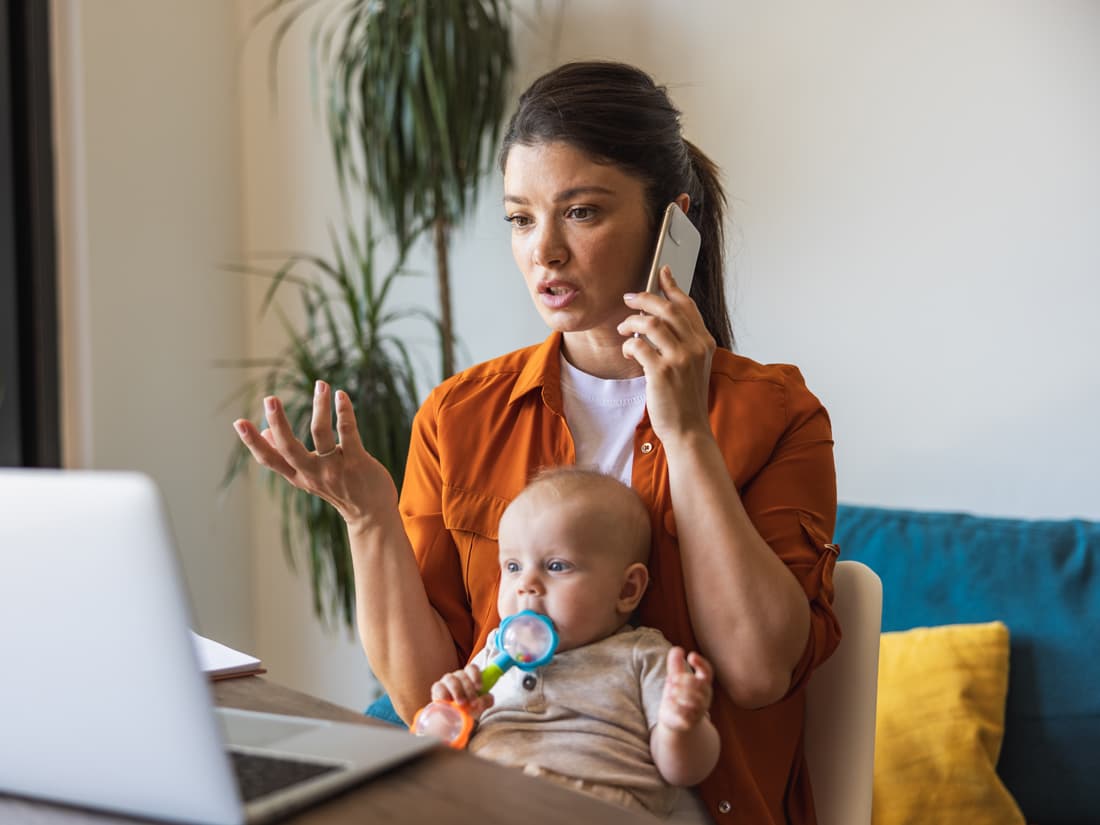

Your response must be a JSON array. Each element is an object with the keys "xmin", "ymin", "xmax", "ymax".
[{"xmin": 538, "ymin": 281, "xmax": 578, "ymax": 309}]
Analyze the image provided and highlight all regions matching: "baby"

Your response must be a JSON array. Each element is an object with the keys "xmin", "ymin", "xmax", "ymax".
[{"xmin": 430, "ymin": 467, "xmax": 720, "ymax": 817}]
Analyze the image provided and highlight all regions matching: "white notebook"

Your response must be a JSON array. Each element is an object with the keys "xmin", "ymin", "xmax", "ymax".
[{"xmin": 192, "ymin": 632, "xmax": 265, "ymax": 680}]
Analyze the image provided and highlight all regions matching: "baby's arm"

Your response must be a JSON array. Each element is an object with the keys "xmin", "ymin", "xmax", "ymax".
[
  {"xmin": 651, "ymin": 647, "xmax": 721, "ymax": 787},
  {"xmin": 429, "ymin": 662, "xmax": 495, "ymax": 719}
]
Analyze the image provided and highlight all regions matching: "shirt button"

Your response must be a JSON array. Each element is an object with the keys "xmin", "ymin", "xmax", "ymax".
[
  {"xmin": 718, "ymin": 801, "xmax": 732, "ymax": 814},
  {"xmin": 522, "ymin": 675, "xmax": 537, "ymax": 691},
  {"xmin": 640, "ymin": 442, "xmax": 654, "ymax": 454}
]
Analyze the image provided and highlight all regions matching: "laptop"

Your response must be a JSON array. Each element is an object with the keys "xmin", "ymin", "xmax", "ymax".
[{"xmin": 0, "ymin": 469, "xmax": 435, "ymax": 824}]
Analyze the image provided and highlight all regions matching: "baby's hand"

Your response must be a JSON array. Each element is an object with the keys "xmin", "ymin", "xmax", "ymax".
[
  {"xmin": 430, "ymin": 663, "xmax": 494, "ymax": 719},
  {"xmin": 658, "ymin": 647, "xmax": 714, "ymax": 732}
]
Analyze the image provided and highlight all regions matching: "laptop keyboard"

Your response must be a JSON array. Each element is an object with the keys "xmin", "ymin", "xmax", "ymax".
[{"xmin": 229, "ymin": 750, "xmax": 341, "ymax": 802}]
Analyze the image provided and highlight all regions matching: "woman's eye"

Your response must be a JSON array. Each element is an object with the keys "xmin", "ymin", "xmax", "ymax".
[
  {"xmin": 504, "ymin": 214, "xmax": 531, "ymax": 228},
  {"xmin": 566, "ymin": 206, "xmax": 594, "ymax": 221}
]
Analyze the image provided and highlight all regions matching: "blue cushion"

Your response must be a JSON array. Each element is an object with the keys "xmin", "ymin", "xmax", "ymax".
[
  {"xmin": 364, "ymin": 693, "xmax": 408, "ymax": 729},
  {"xmin": 835, "ymin": 504, "xmax": 1100, "ymax": 824}
]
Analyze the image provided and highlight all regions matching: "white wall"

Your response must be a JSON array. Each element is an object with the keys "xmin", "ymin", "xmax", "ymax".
[
  {"xmin": 57, "ymin": 1, "xmax": 1100, "ymax": 709},
  {"xmin": 51, "ymin": 0, "xmax": 253, "ymax": 649},
  {"xmin": 697, "ymin": 1, "xmax": 1100, "ymax": 520}
]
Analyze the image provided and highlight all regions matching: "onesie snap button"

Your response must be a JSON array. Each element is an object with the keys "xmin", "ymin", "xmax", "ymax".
[
  {"xmin": 522, "ymin": 674, "xmax": 537, "ymax": 691},
  {"xmin": 640, "ymin": 442, "xmax": 654, "ymax": 454},
  {"xmin": 718, "ymin": 800, "xmax": 732, "ymax": 814}
]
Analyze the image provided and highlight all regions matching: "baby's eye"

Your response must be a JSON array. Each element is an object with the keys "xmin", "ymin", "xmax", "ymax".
[
  {"xmin": 546, "ymin": 559, "xmax": 572, "ymax": 573},
  {"xmin": 566, "ymin": 206, "xmax": 595, "ymax": 221},
  {"xmin": 503, "ymin": 560, "xmax": 521, "ymax": 574}
]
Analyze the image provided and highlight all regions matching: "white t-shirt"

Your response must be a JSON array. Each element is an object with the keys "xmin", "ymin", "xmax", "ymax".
[
  {"xmin": 559, "ymin": 355, "xmax": 646, "ymax": 486},
  {"xmin": 551, "ymin": 357, "xmax": 713, "ymax": 824}
]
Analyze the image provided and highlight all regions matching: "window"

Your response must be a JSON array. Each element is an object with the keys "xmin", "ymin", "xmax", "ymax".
[{"xmin": 0, "ymin": 0, "xmax": 59, "ymax": 467}]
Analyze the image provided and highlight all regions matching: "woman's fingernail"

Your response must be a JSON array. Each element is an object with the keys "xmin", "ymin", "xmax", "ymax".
[
  {"xmin": 624, "ymin": 292, "xmax": 637, "ymax": 301},
  {"xmin": 264, "ymin": 396, "xmax": 276, "ymax": 413},
  {"xmin": 315, "ymin": 380, "xmax": 324, "ymax": 396},
  {"xmin": 233, "ymin": 421, "xmax": 246, "ymax": 438}
]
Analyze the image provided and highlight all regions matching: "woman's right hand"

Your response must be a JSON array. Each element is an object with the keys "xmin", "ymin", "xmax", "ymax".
[{"xmin": 232, "ymin": 380, "xmax": 399, "ymax": 530}]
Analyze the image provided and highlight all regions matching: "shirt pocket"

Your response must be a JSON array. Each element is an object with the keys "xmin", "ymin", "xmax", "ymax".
[{"xmin": 442, "ymin": 485, "xmax": 509, "ymax": 637}]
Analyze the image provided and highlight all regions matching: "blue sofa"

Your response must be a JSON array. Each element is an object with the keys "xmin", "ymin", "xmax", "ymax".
[{"xmin": 834, "ymin": 504, "xmax": 1100, "ymax": 825}]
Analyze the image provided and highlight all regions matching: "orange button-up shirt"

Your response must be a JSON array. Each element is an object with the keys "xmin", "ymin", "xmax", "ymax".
[{"xmin": 399, "ymin": 332, "xmax": 840, "ymax": 825}]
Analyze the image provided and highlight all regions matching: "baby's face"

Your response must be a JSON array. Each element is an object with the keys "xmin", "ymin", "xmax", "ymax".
[{"xmin": 496, "ymin": 489, "xmax": 637, "ymax": 652}]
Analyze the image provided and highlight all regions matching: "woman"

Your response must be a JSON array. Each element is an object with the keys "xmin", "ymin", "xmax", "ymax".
[{"xmin": 234, "ymin": 61, "xmax": 839, "ymax": 825}]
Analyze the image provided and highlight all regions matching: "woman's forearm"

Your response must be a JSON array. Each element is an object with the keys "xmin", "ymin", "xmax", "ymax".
[
  {"xmin": 663, "ymin": 430, "xmax": 810, "ymax": 708},
  {"xmin": 347, "ymin": 510, "xmax": 462, "ymax": 723}
]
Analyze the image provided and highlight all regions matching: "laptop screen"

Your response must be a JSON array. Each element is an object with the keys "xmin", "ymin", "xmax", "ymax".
[{"xmin": 0, "ymin": 470, "xmax": 244, "ymax": 823}]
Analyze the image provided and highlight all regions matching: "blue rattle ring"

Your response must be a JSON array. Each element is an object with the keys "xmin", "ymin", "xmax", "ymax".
[{"xmin": 497, "ymin": 609, "xmax": 559, "ymax": 670}]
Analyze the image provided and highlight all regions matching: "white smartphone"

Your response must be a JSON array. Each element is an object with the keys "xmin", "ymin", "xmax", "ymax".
[{"xmin": 644, "ymin": 202, "xmax": 701, "ymax": 297}]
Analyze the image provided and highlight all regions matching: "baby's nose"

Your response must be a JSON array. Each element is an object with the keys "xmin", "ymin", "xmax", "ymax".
[{"xmin": 517, "ymin": 572, "xmax": 542, "ymax": 593}]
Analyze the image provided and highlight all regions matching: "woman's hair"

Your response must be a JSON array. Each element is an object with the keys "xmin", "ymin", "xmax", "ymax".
[{"xmin": 499, "ymin": 61, "xmax": 733, "ymax": 349}]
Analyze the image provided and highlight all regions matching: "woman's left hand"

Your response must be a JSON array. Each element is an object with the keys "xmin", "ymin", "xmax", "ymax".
[{"xmin": 618, "ymin": 265, "xmax": 715, "ymax": 444}]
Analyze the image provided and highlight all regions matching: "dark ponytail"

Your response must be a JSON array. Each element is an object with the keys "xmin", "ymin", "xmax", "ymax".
[
  {"xmin": 683, "ymin": 140, "xmax": 732, "ymax": 350},
  {"xmin": 499, "ymin": 61, "xmax": 734, "ymax": 350}
]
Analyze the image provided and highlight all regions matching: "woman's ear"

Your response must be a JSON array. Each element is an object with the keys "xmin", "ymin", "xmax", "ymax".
[
  {"xmin": 617, "ymin": 562, "xmax": 650, "ymax": 614},
  {"xmin": 674, "ymin": 192, "xmax": 691, "ymax": 215}
]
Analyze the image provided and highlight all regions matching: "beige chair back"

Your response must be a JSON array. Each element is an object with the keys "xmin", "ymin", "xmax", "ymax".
[{"xmin": 804, "ymin": 560, "xmax": 883, "ymax": 825}]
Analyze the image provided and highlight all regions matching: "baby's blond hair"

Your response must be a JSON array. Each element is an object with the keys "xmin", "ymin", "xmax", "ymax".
[{"xmin": 510, "ymin": 467, "xmax": 652, "ymax": 566}]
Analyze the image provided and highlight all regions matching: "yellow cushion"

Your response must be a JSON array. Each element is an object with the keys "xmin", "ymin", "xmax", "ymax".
[{"xmin": 873, "ymin": 621, "xmax": 1025, "ymax": 825}]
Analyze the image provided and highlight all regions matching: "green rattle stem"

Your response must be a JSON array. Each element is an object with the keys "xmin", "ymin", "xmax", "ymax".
[{"xmin": 480, "ymin": 657, "xmax": 508, "ymax": 693}]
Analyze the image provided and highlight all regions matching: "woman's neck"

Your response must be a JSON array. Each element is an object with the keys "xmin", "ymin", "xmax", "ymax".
[{"xmin": 560, "ymin": 329, "xmax": 644, "ymax": 380}]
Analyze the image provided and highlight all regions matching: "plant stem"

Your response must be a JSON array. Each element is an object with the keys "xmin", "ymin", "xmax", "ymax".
[{"xmin": 434, "ymin": 216, "xmax": 454, "ymax": 378}]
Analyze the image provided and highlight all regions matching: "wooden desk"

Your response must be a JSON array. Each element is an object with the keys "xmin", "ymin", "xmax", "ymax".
[{"xmin": 0, "ymin": 676, "xmax": 653, "ymax": 824}]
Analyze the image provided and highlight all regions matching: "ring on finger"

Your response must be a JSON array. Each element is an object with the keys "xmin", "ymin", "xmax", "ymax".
[
  {"xmin": 316, "ymin": 446, "xmax": 339, "ymax": 458},
  {"xmin": 633, "ymin": 331, "xmax": 662, "ymax": 355}
]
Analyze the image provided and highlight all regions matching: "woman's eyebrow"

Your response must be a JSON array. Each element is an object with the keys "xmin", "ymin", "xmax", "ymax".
[{"xmin": 503, "ymin": 185, "xmax": 616, "ymax": 205}]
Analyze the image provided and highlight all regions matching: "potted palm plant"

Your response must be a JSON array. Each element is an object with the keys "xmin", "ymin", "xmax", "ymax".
[
  {"xmin": 223, "ymin": 224, "xmax": 429, "ymax": 627},
  {"xmin": 225, "ymin": 0, "xmax": 513, "ymax": 628},
  {"xmin": 264, "ymin": 0, "xmax": 513, "ymax": 379}
]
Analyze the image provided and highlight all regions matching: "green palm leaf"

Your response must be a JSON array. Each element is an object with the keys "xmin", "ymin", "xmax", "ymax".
[
  {"xmin": 221, "ymin": 222, "xmax": 424, "ymax": 628},
  {"xmin": 235, "ymin": 0, "xmax": 512, "ymax": 628},
  {"xmin": 259, "ymin": 0, "xmax": 513, "ymax": 377}
]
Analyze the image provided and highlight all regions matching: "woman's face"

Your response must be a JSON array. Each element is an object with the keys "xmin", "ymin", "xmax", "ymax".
[{"xmin": 503, "ymin": 141, "xmax": 654, "ymax": 336}]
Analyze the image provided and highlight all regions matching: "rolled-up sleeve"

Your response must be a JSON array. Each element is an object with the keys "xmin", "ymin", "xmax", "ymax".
[{"xmin": 739, "ymin": 366, "xmax": 841, "ymax": 692}]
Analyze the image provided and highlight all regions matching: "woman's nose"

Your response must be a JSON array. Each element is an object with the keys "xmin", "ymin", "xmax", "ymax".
[{"xmin": 532, "ymin": 223, "xmax": 568, "ymax": 268}]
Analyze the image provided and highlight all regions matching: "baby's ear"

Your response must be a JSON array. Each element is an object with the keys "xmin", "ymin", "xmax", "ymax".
[{"xmin": 617, "ymin": 562, "xmax": 649, "ymax": 614}]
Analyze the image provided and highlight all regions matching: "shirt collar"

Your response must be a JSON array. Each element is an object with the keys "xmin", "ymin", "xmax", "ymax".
[{"xmin": 508, "ymin": 331, "xmax": 564, "ymax": 412}]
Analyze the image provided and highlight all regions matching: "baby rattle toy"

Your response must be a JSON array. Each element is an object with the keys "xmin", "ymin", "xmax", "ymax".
[{"xmin": 411, "ymin": 609, "xmax": 558, "ymax": 748}]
